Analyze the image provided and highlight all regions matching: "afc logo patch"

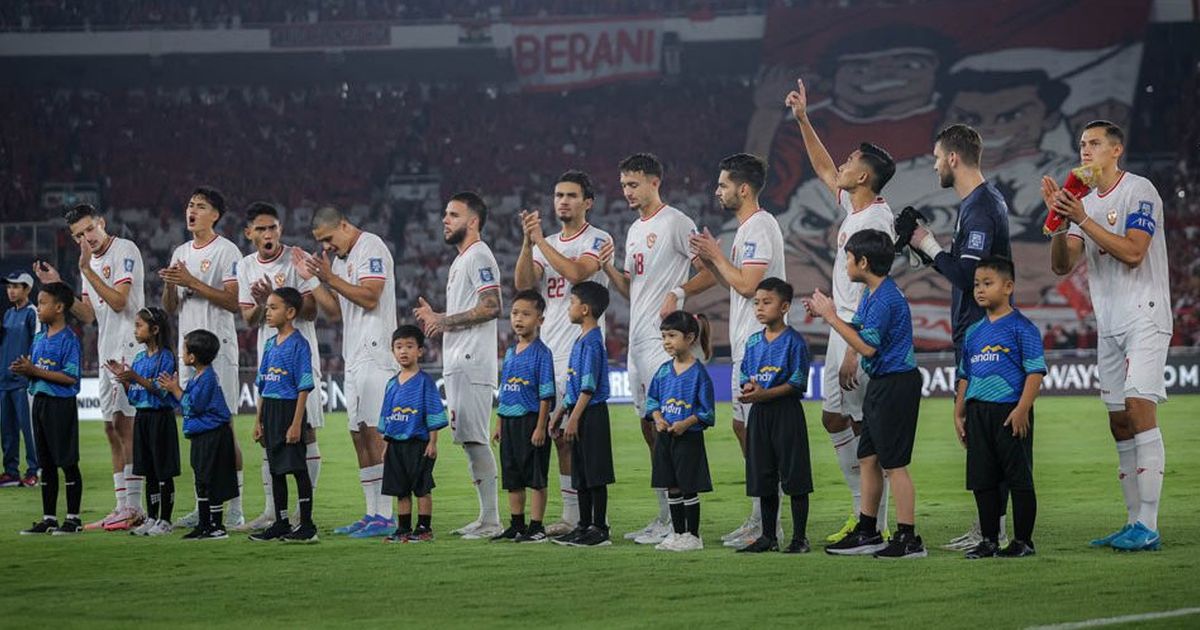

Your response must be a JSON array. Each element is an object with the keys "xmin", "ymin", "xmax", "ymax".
[
  {"xmin": 123, "ymin": 258, "xmax": 134, "ymax": 272},
  {"xmin": 646, "ymin": 233, "xmax": 657, "ymax": 249},
  {"xmin": 742, "ymin": 242, "xmax": 757, "ymax": 260},
  {"xmin": 479, "ymin": 267, "xmax": 495, "ymax": 283},
  {"xmin": 369, "ymin": 258, "xmax": 383, "ymax": 274},
  {"xmin": 967, "ymin": 231, "xmax": 985, "ymax": 251},
  {"xmin": 592, "ymin": 237, "xmax": 606, "ymax": 251},
  {"xmin": 1137, "ymin": 200, "xmax": 1153, "ymax": 215}
]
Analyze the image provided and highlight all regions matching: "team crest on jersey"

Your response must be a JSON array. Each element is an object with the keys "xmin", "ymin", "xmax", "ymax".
[
  {"xmin": 479, "ymin": 267, "xmax": 495, "ymax": 283},
  {"xmin": 274, "ymin": 272, "xmax": 286, "ymax": 287},
  {"xmin": 369, "ymin": 258, "xmax": 383, "ymax": 274},
  {"xmin": 101, "ymin": 265, "xmax": 111, "ymax": 279},
  {"xmin": 646, "ymin": 233, "xmax": 657, "ymax": 249},
  {"xmin": 1106, "ymin": 211, "xmax": 1118, "ymax": 226},
  {"xmin": 123, "ymin": 258, "xmax": 134, "ymax": 272},
  {"xmin": 200, "ymin": 259, "xmax": 212, "ymax": 273},
  {"xmin": 1137, "ymin": 200, "xmax": 1153, "ymax": 215}
]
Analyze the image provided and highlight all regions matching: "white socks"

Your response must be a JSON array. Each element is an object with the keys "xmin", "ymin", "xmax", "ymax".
[
  {"xmin": 875, "ymin": 476, "xmax": 890, "ymax": 533},
  {"xmin": 262, "ymin": 456, "xmax": 274, "ymax": 514},
  {"xmin": 829, "ymin": 427, "xmax": 862, "ymax": 515},
  {"xmin": 367, "ymin": 463, "xmax": 391, "ymax": 519},
  {"xmin": 559, "ymin": 474, "xmax": 579, "ymax": 525},
  {"xmin": 359, "ymin": 466, "xmax": 376, "ymax": 516},
  {"xmin": 1116, "ymin": 438, "xmax": 1139, "ymax": 525},
  {"xmin": 655, "ymin": 488, "xmax": 669, "ymax": 522},
  {"xmin": 306, "ymin": 442, "xmax": 322, "ymax": 490},
  {"xmin": 464, "ymin": 443, "xmax": 500, "ymax": 526},
  {"xmin": 123, "ymin": 464, "xmax": 143, "ymax": 511},
  {"xmin": 229, "ymin": 471, "xmax": 244, "ymax": 513},
  {"xmin": 113, "ymin": 472, "xmax": 126, "ymax": 510},
  {"xmin": 1134, "ymin": 428, "xmax": 1165, "ymax": 531}
]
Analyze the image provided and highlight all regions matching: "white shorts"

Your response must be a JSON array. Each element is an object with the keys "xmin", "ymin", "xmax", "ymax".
[
  {"xmin": 1097, "ymin": 319, "xmax": 1170, "ymax": 411},
  {"xmin": 305, "ymin": 374, "xmax": 325, "ymax": 429},
  {"xmin": 98, "ymin": 367, "xmax": 135, "ymax": 419},
  {"xmin": 179, "ymin": 358, "xmax": 240, "ymax": 417},
  {"xmin": 444, "ymin": 371, "xmax": 493, "ymax": 445},
  {"xmin": 820, "ymin": 330, "xmax": 868, "ymax": 420},
  {"xmin": 553, "ymin": 357, "xmax": 570, "ymax": 415},
  {"xmin": 627, "ymin": 340, "xmax": 670, "ymax": 419},
  {"xmin": 344, "ymin": 365, "xmax": 393, "ymax": 431},
  {"xmin": 731, "ymin": 359, "xmax": 747, "ymax": 425}
]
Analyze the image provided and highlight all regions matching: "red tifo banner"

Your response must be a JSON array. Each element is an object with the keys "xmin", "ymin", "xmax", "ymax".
[{"xmin": 510, "ymin": 17, "xmax": 663, "ymax": 92}]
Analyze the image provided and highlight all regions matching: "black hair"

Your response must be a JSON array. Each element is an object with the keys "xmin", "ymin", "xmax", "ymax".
[
  {"xmin": 392, "ymin": 324, "xmax": 425, "ymax": 348},
  {"xmin": 571, "ymin": 281, "xmax": 609, "ymax": 317},
  {"xmin": 63, "ymin": 203, "xmax": 99, "ymax": 226},
  {"xmin": 137, "ymin": 306, "xmax": 173, "ymax": 353},
  {"xmin": 40, "ymin": 281, "xmax": 74, "ymax": 312},
  {"xmin": 311, "ymin": 205, "xmax": 345, "ymax": 229},
  {"xmin": 660, "ymin": 310, "xmax": 712, "ymax": 361},
  {"xmin": 935, "ymin": 124, "xmax": 984, "ymax": 168},
  {"xmin": 976, "ymin": 255, "xmax": 1015, "ymax": 281},
  {"xmin": 184, "ymin": 329, "xmax": 220, "ymax": 366},
  {"xmin": 755, "ymin": 277, "xmax": 794, "ymax": 303},
  {"xmin": 557, "ymin": 170, "xmax": 595, "ymax": 200},
  {"xmin": 512, "ymin": 289, "xmax": 546, "ymax": 314},
  {"xmin": 823, "ymin": 25, "xmax": 956, "ymax": 82},
  {"xmin": 618, "ymin": 152, "xmax": 664, "ymax": 179},
  {"xmin": 272, "ymin": 286, "xmax": 303, "ymax": 315},
  {"xmin": 191, "ymin": 186, "xmax": 227, "ymax": 221},
  {"xmin": 858, "ymin": 143, "xmax": 896, "ymax": 193},
  {"xmin": 245, "ymin": 201, "xmax": 280, "ymax": 224},
  {"xmin": 450, "ymin": 191, "xmax": 489, "ymax": 232},
  {"xmin": 719, "ymin": 153, "xmax": 768, "ymax": 194},
  {"xmin": 844, "ymin": 229, "xmax": 895, "ymax": 277},
  {"xmin": 1084, "ymin": 119, "xmax": 1125, "ymax": 146},
  {"xmin": 942, "ymin": 69, "xmax": 1069, "ymax": 120}
]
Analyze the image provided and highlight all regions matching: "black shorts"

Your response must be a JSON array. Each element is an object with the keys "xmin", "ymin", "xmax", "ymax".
[
  {"xmin": 133, "ymin": 407, "xmax": 180, "ymax": 479},
  {"xmin": 261, "ymin": 397, "xmax": 309, "ymax": 475},
  {"xmin": 570, "ymin": 404, "xmax": 615, "ymax": 490},
  {"xmin": 188, "ymin": 423, "xmax": 239, "ymax": 504},
  {"xmin": 651, "ymin": 429, "xmax": 712, "ymax": 495},
  {"xmin": 745, "ymin": 396, "xmax": 812, "ymax": 497},
  {"xmin": 965, "ymin": 400, "xmax": 1035, "ymax": 491},
  {"xmin": 499, "ymin": 413, "xmax": 551, "ymax": 491},
  {"xmin": 859, "ymin": 369, "xmax": 921, "ymax": 469},
  {"xmin": 32, "ymin": 394, "xmax": 78, "ymax": 468},
  {"xmin": 382, "ymin": 438, "xmax": 435, "ymax": 498}
]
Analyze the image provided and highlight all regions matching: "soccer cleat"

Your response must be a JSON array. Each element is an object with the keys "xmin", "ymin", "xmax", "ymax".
[
  {"xmin": 736, "ymin": 537, "xmax": 779, "ymax": 553},
  {"xmin": 544, "ymin": 521, "xmax": 574, "ymax": 537},
  {"xmin": 174, "ymin": 509, "xmax": 200, "ymax": 529},
  {"xmin": 673, "ymin": 533, "xmax": 704, "ymax": 552},
  {"xmin": 943, "ymin": 521, "xmax": 982, "ymax": 551},
  {"xmin": 574, "ymin": 525, "xmax": 613, "ymax": 547},
  {"xmin": 625, "ymin": 517, "xmax": 669, "ymax": 541},
  {"xmin": 552, "ymin": 526, "xmax": 586, "ymax": 546},
  {"xmin": 333, "ymin": 515, "xmax": 373, "ymax": 536},
  {"xmin": 243, "ymin": 511, "xmax": 276, "ymax": 532},
  {"xmin": 463, "ymin": 523, "xmax": 504, "ymax": 540},
  {"xmin": 633, "ymin": 519, "xmax": 673, "ymax": 545},
  {"xmin": 723, "ymin": 523, "xmax": 764, "ymax": 549},
  {"xmin": 0, "ymin": 473, "xmax": 20, "ymax": 488},
  {"xmin": 200, "ymin": 527, "xmax": 229, "ymax": 541},
  {"xmin": 490, "ymin": 525, "xmax": 524, "ymax": 542},
  {"xmin": 874, "ymin": 531, "xmax": 927, "ymax": 559},
  {"xmin": 248, "ymin": 521, "xmax": 293, "ymax": 542},
  {"xmin": 405, "ymin": 525, "xmax": 435, "ymax": 543},
  {"xmin": 21, "ymin": 473, "xmax": 38, "ymax": 488},
  {"xmin": 145, "ymin": 521, "xmax": 174, "ymax": 536},
  {"xmin": 51, "ymin": 518, "xmax": 83, "ymax": 536},
  {"xmin": 654, "ymin": 532, "xmax": 682, "ymax": 551},
  {"xmin": 282, "ymin": 523, "xmax": 320, "ymax": 544},
  {"xmin": 514, "ymin": 527, "xmax": 548, "ymax": 544},
  {"xmin": 964, "ymin": 539, "xmax": 1001, "ymax": 559},
  {"xmin": 783, "ymin": 538, "xmax": 811, "ymax": 554},
  {"xmin": 20, "ymin": 518, "xmax": 58, "ymax": 535},
  {"xmin": 103, "ymin": 507, "xmax": 138, "ymax": 532},
  {"xmin": 131, "ymin": 519, "xmax": 158, "ymax": 536},
  {"xmin": 1110, "ymin": 522, "xmax": 1161, "ymax": 552},
  {"xmin": 225, "ymin": 506, "xmax": 246, "ymax": 530},
  {"xmin": 826, "ymin": 530, "xmax": 888, "ymax": 556},
  {"xmin": 349, "ymin": 517, "xmax": 396, "ymax": 539},
  {"xmin": 826, "ymin": 514, "xmax": 858, "ymax": 543},
  {"xmin": 85, "ymin": 508, "xmax": 121, "ymax": 532},
  {"xmin": 1089, "ymin": 524, "xmax": 1133, "ymax": 548},
  {"xmin": 451, "ymin": 519, "xmax": 483, "ymax": 536},
  {"xmin": 997, "ymin": 539, "xmax": 1037, "ymax": 557},
  {"xmin": 384, "ymin": 528, "xmax": 413, "ymax": 544},
  {"xmin": 721, "ymin": 516, "xmax": 761, "ymax": 542}
]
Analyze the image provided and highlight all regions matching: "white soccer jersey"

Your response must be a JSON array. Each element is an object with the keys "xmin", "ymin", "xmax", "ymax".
[
  {"xmin": 833, "ymin": 190, "xmax": 896, "ymax": 320},
  {"xmin": 330, "ymin": 231, "xmax": 397, "ymax": 371},
  {"xmin": 170, "ymin": 235, "xmax": 240, "ymax": 365},
  {"xmin": 444, "ymin": 240, "xmax": 501, "ymax": 385},
  {"xmin": 729, "ymin": 210, "xmax": 786, "ymax": 361},
  {"xmin": 624, "ymin": 204, "xmax": 696, "ymax": 346},
  {"xmin": 1069, "ymin": 171, "xmax": 1171, "ymax": 336},
  {"xmin": 80, "ymin": 236, "xmax": 145, "ymax": 364},
  {"xmin": 237, "ymin": 245, "xmax": 322, "ymax": 377},
  {"xmin": 532, "ymin": 223, "xmax": 612, "ymax": 367}
]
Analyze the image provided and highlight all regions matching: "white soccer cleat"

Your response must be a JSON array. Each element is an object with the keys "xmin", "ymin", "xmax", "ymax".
[
  {"xmin": 175, "ymin": 509, "xmax": 199, "ymax": 528},
  {"xmin": 673, "ymin": 533, "xmax": 704, "ymax": 552},
  {"xmin": 723, "ymin": 522, "xmax": 764, "ymax": 548},
  {"xmin": 243, "ymin": 511, "xmax": 275, "ymax": 532},
  {"xmin": 225, "ymin": 505, "xmax": 246, "ymax": 530},
  {"xmin": 626, "ymin": 517, "xmax": 669, "ymax": 541},
  {"xmin": 655, "ymin": 532, "xmax": 681, "ymax": 551},
  {"xmin": 130, "ymin": 519, "xmax": 157, "ymax": 536},
  {"xmin": 146, "ymin": 520, "xmax": 174, "ymax": 536},
  {"xmin": 633, "ymin": 519, "xmax": 673, "ymax": 545},
  {"xmin": 943, "ymin": 521, "xmax": 983, "ymax": 551},
  {"xmin": 721, "ymin": 516, "xmax": 760, "ymax": 542},
  {"xmin": 462, "ymin": 523, "xmax": 504, "ymax": 540},
  {"xmin": 452, "ymin": 519, "xmax": 483, "ymax": 536}
]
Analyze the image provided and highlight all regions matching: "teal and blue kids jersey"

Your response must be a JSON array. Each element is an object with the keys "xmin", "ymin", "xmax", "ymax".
[
  {"xmin": 645, "ymin": 360, "xmax": 715, "ymax": 431},
  {"xmin": 1, "ymin": 302, "xmax": 37, "ymax": 390},
  {"xmin": 852, "ymin": 277, "xmax": 918, "ymax": 377},
  {"xmin": 180, "ymin": 366, "xmax": 232, "ymax": 436},
  {"xmin": 28, "ymin": 326, "xmax": 81, "ymax": 397},
  {"xmin": 256, "ymin": 331, "xmax": 315, "ymax": 400},
  {"xmin": 740, "ymin": 327, "xmax": 810, "ymax": 395},
  {"xmin": 959, "ymin": 310, "xmax": 1048, "ymax": 404},
  {"xmin": 128, "ymin": 348, "xmax": 177, "ymax": 410},
  {"xmin": 379, "ymin": 370, "xmax": 448, "ymax": 441},
  {"xmin": 497, "ymin": 338, "xmax": 556, "ymax": 418},
  {"xmin": 564, "ymin": 327, "xmax": 608, "ymax": 407}
]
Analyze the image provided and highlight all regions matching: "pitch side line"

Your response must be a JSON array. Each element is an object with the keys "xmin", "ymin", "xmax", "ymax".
[{"xmin": 1026, "ymin": 607, "xmax": 1200, "ymax": 630}]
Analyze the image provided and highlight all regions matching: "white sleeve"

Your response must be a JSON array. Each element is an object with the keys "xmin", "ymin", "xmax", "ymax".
[
  {"xmin": 236, "ymin": 256, "xmax": 253, "ymax": 305},
  {"xmin": 675, "ymin": 211, "xmax": 698, "ymax": 258},
  {"xmin": 531, "ymin": 243, "xmax": 546, "ymax": 271},
  {"xmin": 114, "ymin": 240, "xmax": 138, "ymax": 286},
  {"xmin": 356, "ymin": 238, "xmax": 389, "ymax": 282},
  {"xmin": 219, "ymin": 244, "xmax": 240, "ymax": 284},
  {"xmin": 869, "ymin": 208, "xmax": 897, "ymax": 239},
  {"xmin": 469, "ymin": 249, "xmax": 501, "ymax": 293},
  {"xmin": 740, "ymin": 217, "xmax": 774, "ymax": 267}
]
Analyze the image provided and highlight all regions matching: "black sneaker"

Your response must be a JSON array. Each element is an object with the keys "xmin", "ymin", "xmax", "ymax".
[
  {"xmin": 997, "ymin": 539, "xmax": 1036, "ymax": 558},
  {"xmin": 182, "ymin": 526, "xmax": 207, "ymax": 540},
  {"xmin": 874, "ymin": 531, "xmax": 927, "ymax": 559},
  {"xmin": 552, "ymin": 526, "xmax": 587, "ymax": 546},
  {"xmin": 282, "ymin": 523, "xmax": 320, "ymax": 544},
  {"xmin": 491, "ymin": 525, "xmax": 524, "ymax": 542},
  {"xmin": 965, "ymin": 539, "xmax": 1001, "ymax": 559},
  {"xmin": 249, "ymin": 520, "xmax": 293, "ymax": 542},
  {"xmin": 573, "ymin": 525, "xmax": 612, "ymax": 547},
  {"xmin": 51, "ymin": 517, "xmax": 83, "ymax": 536},
  {"xmin": 384, "ymin": 527, "xmax": 414, "ymax": 544},
  {"xmin": 20, "ymin": 518, "xmax": 57, "ymax": 535},
  {"xmin": 736, "ymin": 537, "xmax": 779, "ymax": 553},
  {"xmin": 514, "ymin": 526, "xmax": 548, "ymax": 544},
  {"xmin": 200, "ymin": 526, "xmax": 229, "ymax": 541},
  {"xmin": 783, "ymin": 537, "xmax": 811, "ymax": 554},
  {"xmin": 825, "ymin": 530, "xmax": 886, "ymax": 555},
  {"xmin": 405, "ymin": 525, "xmax": 434, "ymax": 543}
]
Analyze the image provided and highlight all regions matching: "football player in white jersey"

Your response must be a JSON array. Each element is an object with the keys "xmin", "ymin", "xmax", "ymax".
[
  {"xmin": 1045, "ymin": 120, "xmax": 1170, "ymax": 552},
  {"xmin": 513, "ymin": 170, "xmax": 612, "ymax": 536},
  {"xmin": 32, "ymin": 204, "xmax": 147, "ymax": 531},
  {"xmin": 786, "ymin": 78, "xmax": 897, "ymax": 544},
  {"xmin": 236, "ymin": 202, "xmax": 324, "ymax": 532},
  {"xmin": 414, "ymin": 191, "xmax": 504, "ymax": 539},
  {"xmin": 160, "ymin": 186, "xmax": 246, "ymax": 528},
  {"xmin": 689, "ymin": 153, "xmax": 788, "ymax": 548},
  {"xmin": 598, "ymin": 153, "xmax": 714, "ymax": 544},
  {"xmin": 304, "ymin": 206, "xmax": 398, "ymax": 538}
]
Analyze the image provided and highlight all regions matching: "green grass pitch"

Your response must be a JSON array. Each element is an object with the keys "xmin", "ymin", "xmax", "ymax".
[{"xmin": 3, "ymin": 396, "xmax": 1198, "ymax": 628}]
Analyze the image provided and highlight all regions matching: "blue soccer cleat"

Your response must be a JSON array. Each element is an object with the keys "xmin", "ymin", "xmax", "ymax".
[
  {"xmin": 349, "ymin": 516, "xmax": 396, "ymax": 539},
  {"xmin": 1110, "ymin": 522, "xmax": 1161, "ymax": 552},
  {"xmin": 1088, "ymin": 524, "xmax": 1132, "ymax": 547},
  {"xmin": 333, "ymin": 515, "xmax": 372, "ymax": 536}
]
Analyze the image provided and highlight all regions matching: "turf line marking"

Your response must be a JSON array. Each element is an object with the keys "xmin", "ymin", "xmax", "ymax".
[{"xmin": 1026, "ymin": 607, "xmax": 1200, "ymax": 629}]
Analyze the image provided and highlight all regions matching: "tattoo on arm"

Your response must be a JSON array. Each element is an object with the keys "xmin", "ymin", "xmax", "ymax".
[{"xmin": 442, "ymin": 288, "xmax": 501, "ymax": 331}]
